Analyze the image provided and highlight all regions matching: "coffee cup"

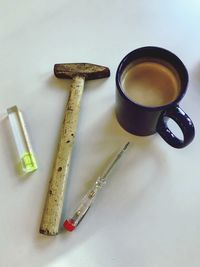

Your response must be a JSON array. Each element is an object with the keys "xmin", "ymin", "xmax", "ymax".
[{"xmin": 115, "ymin": 46, "xmax": 195, "ymax": 148}]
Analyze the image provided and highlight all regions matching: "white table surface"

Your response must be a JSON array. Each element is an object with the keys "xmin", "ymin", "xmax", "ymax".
[{"xmin": 0, "ymin": 1, "xmax": 200, "ymax": 266}]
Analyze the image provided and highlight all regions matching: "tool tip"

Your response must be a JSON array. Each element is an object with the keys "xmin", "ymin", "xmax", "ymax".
[{"xmin": 63, "ymin": 220, "xmax": 76, "ymax": 232}]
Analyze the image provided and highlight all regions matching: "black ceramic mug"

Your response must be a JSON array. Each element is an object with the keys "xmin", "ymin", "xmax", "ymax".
[{"xmin": 115, "ymin": 46, "xmax": 195, "ymax": 148}]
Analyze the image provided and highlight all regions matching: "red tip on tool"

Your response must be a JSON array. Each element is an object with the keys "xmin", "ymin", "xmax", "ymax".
[{"xmin": 63, "ymin": 220, "xmax": 76, "ymax": 232}]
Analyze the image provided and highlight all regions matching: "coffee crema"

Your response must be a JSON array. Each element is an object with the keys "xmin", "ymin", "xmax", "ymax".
[{"xmin": 121, "ymin": 61, "xmax": 181, "ymax": 107}]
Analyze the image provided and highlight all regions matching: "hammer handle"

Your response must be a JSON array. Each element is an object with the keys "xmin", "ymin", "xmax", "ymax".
[{"xmin": 40, "ymin": 76, "xmax": 85, "ymax": 235}]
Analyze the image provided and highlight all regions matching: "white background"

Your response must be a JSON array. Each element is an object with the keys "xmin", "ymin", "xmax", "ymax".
[{"xmin": 0, "ymin": 1, "xmax": 200, "ymax": 266}]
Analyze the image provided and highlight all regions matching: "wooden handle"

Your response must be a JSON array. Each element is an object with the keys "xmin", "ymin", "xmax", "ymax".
[{"xmin": 40, "ymin": 76, "xmax": 85, "ymax": 235}]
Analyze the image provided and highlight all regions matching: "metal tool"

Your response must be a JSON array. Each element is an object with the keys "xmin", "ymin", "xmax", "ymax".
[
  {"xmin": 40, "ymin": 63, "xmax": 110, "ymax": 236},
  {"xmin": 63, "ymin": 142, "xmax": 130, "ymax": 232}
]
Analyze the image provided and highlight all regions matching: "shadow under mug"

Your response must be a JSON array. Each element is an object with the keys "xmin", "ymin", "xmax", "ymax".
[{"xmin": 115, "ymin": 46, "xmax": 195, "ymax": 148}]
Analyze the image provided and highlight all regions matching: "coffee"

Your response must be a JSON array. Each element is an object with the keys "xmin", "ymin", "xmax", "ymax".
[{"xmin": 121, "ymin": 61, "xmax": 181, "ymax": 107}]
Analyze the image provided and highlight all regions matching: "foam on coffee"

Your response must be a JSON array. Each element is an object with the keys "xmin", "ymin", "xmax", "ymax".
[{"xmin": 121, "ymin": 61, "xmax": 181, "ymax": 107}]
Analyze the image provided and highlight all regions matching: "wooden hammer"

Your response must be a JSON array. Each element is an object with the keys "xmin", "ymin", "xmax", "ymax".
[{"xmin": 40, "ymin": 63, "xmax": 110, "ymax": 236}]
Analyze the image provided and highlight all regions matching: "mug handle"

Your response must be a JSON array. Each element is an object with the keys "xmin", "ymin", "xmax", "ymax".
[{"xmin": 157, "ymin": 105, "xmax": 195, "ymax": 148}]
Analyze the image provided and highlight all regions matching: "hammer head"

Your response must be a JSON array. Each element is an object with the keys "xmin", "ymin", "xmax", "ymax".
[{"xmin": 54, "ymin": 63, "xmax": 110, "ymax": 80}]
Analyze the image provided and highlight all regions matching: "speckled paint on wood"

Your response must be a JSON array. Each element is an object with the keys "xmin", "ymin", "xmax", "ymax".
[{"xmin": 40, "ymin": 76, "xmax": 85, "ymax": 236}]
